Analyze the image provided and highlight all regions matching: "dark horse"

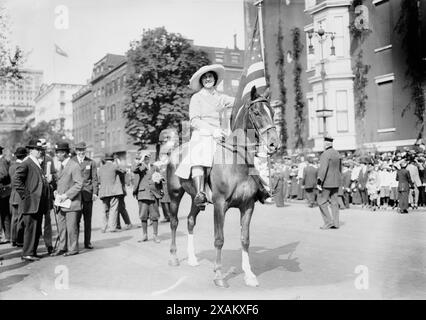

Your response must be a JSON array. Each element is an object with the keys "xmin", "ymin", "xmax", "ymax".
[{"xmin": 166, "ymin": 86, "xmax": 279, "ymax": 287}]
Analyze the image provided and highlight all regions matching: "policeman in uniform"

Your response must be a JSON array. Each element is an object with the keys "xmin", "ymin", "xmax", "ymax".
[{"xmin": 317, "ymin": 136, "xmax": 342, "ymax": 229}]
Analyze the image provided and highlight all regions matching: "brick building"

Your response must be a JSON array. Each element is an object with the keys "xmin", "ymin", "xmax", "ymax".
[
  {"xmin": 72, "ymin": 44, "xmax": 244, "ymax": 164},
  {"xmin": 0, "ymin": 69, "xmax": 43, "ymax": 142},
  {"xmin": 251, "ymin": 0, "xmax": 423, "ymax": 153}
]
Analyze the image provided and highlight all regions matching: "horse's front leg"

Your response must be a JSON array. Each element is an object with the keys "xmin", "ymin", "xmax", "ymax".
[
  {"xmin": 187, "ymin": 199, "xmax": 201, "ymax": 266},
  {"xmin": 240, "ymin": 203, "xmax": 259, "ymax": 287},
  {"xmin": 213, "ymin": 200, "xmax": 228, "ymax": 288},
  {"xmin": 169, "ymin": 192, "xmax": 183, "ymax": 266}
]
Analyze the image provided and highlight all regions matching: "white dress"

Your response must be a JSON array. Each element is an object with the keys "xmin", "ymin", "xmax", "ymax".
[{"xmin": 175, "ymin": 88, "xmax": 234, "ymax": 179}]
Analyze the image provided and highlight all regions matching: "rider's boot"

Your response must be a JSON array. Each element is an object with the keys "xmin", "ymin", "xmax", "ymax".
[{"xmin": 193, "ymin": 174, "xmax": 207, "ymax": 211}]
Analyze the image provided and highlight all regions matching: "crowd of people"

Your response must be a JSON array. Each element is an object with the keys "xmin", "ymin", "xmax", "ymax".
[
  {"xmin": 0, "ymin": 139, "xmax": 170, "ymax": 261},
  {"xmin": 268, "ymin": 145, "xmax": 424, "ymax": 214},
  {"xmin": 0, "ymin": 135, "xmax": 423, "ymax": 261}
]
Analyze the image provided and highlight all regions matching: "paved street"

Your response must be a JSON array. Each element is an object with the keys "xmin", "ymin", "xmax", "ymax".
[{"xmin": 1, "ymin": 191, "xmax": 426, "ymax": 300}]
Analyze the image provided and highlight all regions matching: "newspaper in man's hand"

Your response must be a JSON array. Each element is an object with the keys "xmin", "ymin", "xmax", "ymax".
[{"xmin": 54, "ymin": 197, "xmax": 71, "ymax": 209}]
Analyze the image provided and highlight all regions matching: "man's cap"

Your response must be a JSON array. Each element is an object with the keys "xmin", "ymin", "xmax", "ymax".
[
  {"xmin": 55, "ymin": 142, "xmax": 70, "ymax": 152},
  {"xmin": 104, "ymin": 153, "xmax": 114, "ymax": 161},
  {"xmin": 75, "ymin": 142, "xmax": 87, "ymax": 150},
  {"xmin": 38, "ymin": 138, "xmax": 48, "ymax": 148},
  {"xmin": 26, "ymin": 139, "xmax": 44, "ymax": 150},
  {"xmin": 14, "ymin": 147, "xmax": 28, "ymax": 157}
]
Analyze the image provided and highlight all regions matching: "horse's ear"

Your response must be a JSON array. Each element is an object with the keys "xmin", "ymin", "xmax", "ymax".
[
  {"xmin": 263, "ymin": 87, "xmax": 271, "ymax": 100},
  {"xmin": 250, "ymin": 86, "xmax": 257, "ymax": 101}
]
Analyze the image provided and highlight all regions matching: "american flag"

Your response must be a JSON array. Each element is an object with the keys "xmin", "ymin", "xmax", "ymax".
[{"xmin": 231, "ymin": 14, "xmax": 267, "ymax": 124}]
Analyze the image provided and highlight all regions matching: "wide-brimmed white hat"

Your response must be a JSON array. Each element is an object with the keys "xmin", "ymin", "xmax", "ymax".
[{"xmin": 189, "ymin": 64, "xmax": 225, "ymax": 92}]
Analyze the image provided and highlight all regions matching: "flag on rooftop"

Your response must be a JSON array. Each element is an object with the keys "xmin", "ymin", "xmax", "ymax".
[{"xmin": 54, "ymin": 43, "xmax": 68, "ymax": 57}]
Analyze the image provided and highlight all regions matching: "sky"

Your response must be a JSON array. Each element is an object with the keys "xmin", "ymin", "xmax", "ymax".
[{"xmin": 3, "ymin": 0, "xmax": 245, "ymax": 84}]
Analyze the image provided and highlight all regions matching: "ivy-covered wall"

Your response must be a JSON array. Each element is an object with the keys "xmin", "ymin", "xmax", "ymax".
[{"xmin": 262, "ymin": 0, "xmax": 310, "ymax": 154}]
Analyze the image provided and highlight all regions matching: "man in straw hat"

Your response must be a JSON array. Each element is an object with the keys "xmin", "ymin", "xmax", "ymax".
[
  {"xmin": 13, "ymin": 139, "xmax": 49, "ymax": 261},
  {"xmin": 175, "ymin": 64, "xmax": 271, "ymax": 209},
  {"xmin": 72, "ymin": 142, "xmax": 98, "ymax": 249},
  {"xmin": 50, "ymin": 142, "xmax": 83, "ymax": 256},
  {"xmin": 38, "ymin": 138, "xmax": 56, "ymax": 254},
  {"xmin": 317, "ymin": 135, "xmax": 342, "ymax": 230}
]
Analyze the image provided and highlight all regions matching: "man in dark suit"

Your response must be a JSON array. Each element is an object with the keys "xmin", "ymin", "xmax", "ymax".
[
  {"xmin": 133, "ymin": 151, "xmax": 163, "ymax": 243},
  {"xmin": 0, "ymin": 145, "xmax": 12, "ymax": 244},
  {"xmin": 396, "ymin": 160, "xmax": 413, "ymax": 214},
  {"xmin": 9, "ymin": 147, "xmax": 27, "ymax": 247},
  {"xmin": 302, "ymin": 156, "xmax": 318, "ymax": 207},
  {"xmin": 13, "ymin": 139, "xmax": 50, "ymax": 261},
  {"xmin": 114, "ymin": 155, "xmax": 132, "ymax": 230},
  {"xmin": 72, "ymin": 142, "xmax": 98, "ymax": 249},
  {"xmin": 317, "ymin": 136, "xmax": 342, "ymax": 229},
  {"xmin": 50, "ymin": 142, "xmax": 83, "ymax": 257},
  {"xmin": 341, "ymin": 161, "xmax": 352, "ymax": 209},
  {"xmin": 357, "ymin": 157, "xmax": 370, "ymax": 208},
  {"xmin": 39, "ymin": 139, "xmax": 57, "ymax": 254},
  {"xmin": 98, "ymin": 153, "xmax": 125, "ymax": 232}
]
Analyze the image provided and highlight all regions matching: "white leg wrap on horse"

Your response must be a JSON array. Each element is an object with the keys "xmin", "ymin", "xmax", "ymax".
[
  {"xmin": 242, "ymin": 250, "xmax": 259, "ymax": 286},
  {"xmin": 187, "ymin": 234, "xmax": 199, "ymax": 266}
]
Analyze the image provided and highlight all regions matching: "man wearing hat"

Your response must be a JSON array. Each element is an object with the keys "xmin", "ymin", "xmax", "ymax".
[
  {"xmin": 38, "ymin": 138, "xmax": 57, "ymax": 254},
  {"xmin": 302, "ymin": 155, "xmax": 318, "ymax": 208},
  {"xmin": 396, "ymin": 160, "xmax": 413, "ymax": 214},
  {"xmin": 356, "ymin": 156, "xmax": 370, "ymax": 208},
  {"xmin": 317, "ymin": 136, "xmax": 342, "ymax": 229},
  {"xmin": 98, "ymin": 153, "xmax": 125, "ymax": 232},
  {"xmin": 13, "ymin": 139, "xmax": 50, "ymax": 261},
  {"xmin": 0, "ymin": 144, "xmax": 12, "ymax": 244},
  {"xmin": 133, "ymin": 150, "xmax": 163, "ymax": 243},
  {"xmin": 72, "ymin": 142, "xmax": 98, "ymax": 249},
  {"xmin": 9, "ymin": 147, "xmax": 28, "ymax": 247},
  {"xmin": 50, "ymin": 142, "xmax": 83, "ymax": 256}
]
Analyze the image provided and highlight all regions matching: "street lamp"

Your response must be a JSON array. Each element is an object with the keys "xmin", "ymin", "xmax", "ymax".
[{"xmin": 307, "ymin": 25, "xmax": 336, "ymax": 137}]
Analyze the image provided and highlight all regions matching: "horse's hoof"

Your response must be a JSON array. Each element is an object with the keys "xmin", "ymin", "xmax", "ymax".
[
  {"xmin": 244, "ymin": 275, "xmax": 259, "ymax": 287},
  {"xmin": 213, "ymin": 279, "xmax": 229, "ymax": 288},
  {"xmin": 187, "ymin": 258, "xmax": 200, "ymax": 267},
  {"xmin": 168, "ymin": 257, "xmax": 180, "ymax": 266}
]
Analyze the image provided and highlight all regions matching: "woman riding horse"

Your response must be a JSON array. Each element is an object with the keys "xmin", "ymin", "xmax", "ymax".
[{"xmin": 174, "ymin": 64, "xmax": 271, "ymax": 209}]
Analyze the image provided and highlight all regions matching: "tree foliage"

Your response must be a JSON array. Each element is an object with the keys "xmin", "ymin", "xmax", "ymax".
[
  {"xmin": 275, "ymin": 10, "xmax": 288, "ymax": 154},
  {"xmin": 123, "ymin": 27, "xmax": 210, "ymax": 149},
  {"xmin": 395, "ymin": 0, "xmax": 425, "ymax": 139},
  {"xmin": 291, "ymin": 28, "xmax": 305, "ymax": 150},
  {"xmin": 0, "ymin": 5, "xmax": 24, "ymax": 85}
]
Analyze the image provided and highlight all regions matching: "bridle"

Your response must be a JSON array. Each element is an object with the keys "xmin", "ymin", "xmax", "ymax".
[{"xmin": 246, "ymin": 97, "xmax": 276, "ymax": 148}]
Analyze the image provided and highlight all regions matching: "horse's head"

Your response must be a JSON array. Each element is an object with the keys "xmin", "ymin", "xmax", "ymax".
[{"xmin": 243, "ymin": 86, "xmax": 280, "ymax": 155}]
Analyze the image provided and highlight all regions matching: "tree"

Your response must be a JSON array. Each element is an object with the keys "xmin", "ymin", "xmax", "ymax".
[
  {"xmin": 123, "ymin": 27, "xmax": 210, "ymax": 152},
  {"xmin": 0, "ymin": 4, "xmax": 24, "ymax": 85}
]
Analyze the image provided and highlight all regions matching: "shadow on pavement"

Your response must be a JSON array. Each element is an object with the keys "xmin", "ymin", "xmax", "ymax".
[
  {"xmin": 89, "ymin": 236, "xmax": 133, "ymax": 251},
  {"xmin": 157, "ymin": 230, "xmax": 187, "ymax": 241},
  {"xmin": 197, "ymin": 241, "xmax": 302, "ymax": 283},
  {"xmin": 0, "ymin": 260, "xmax": 31, "ymax": 274},
  {"xmin": 0, "ymin": 274, "xmax": 29, "ymax": 293}
]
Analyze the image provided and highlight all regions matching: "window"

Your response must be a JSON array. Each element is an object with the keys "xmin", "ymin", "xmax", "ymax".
[
  {"xmin": 60, "ymin": 90, "xmax": 65, "ymax": 100},
  {"xmin": 60, "ymin": 102, "xmax": 65, "ymax": 113},
  {"xmin": 334, "ymin": 16, "xmax": 345, "ymax": 58},
  {"xmin": 373, "ymin": 0, "xmax": 391, "ymax": 48},
  {"xmin": 377, "ymin": 80, "xmax": 394, "ymax": 129},
  {"xmin": 336, "ymin": 90, "xmax": 349, "ymax": 132}
]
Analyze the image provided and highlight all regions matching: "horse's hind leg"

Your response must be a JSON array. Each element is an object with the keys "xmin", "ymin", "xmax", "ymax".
[
  {"xmin": 187, "ymin": 199, "xmax": 201, "ymax": 266},
  {"xmin": 240, "ymin": 203, "xmax": 259, "ymax": 287},
  {"xmin": 169, "ymin": 189, "xmax": 184, "ymax": 266},
  {"xmin": 213, "ymin": 200, "xmax": 228, "ymax": 288}
]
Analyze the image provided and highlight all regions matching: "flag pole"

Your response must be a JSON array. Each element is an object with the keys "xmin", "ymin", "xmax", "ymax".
[
  {"xmin": 254, "ymin": 0, "xmax": 265, "ymax": 61},
  {"xmin": 254, "ymin": 0, "xmax": 273, "ymax": 198}
]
